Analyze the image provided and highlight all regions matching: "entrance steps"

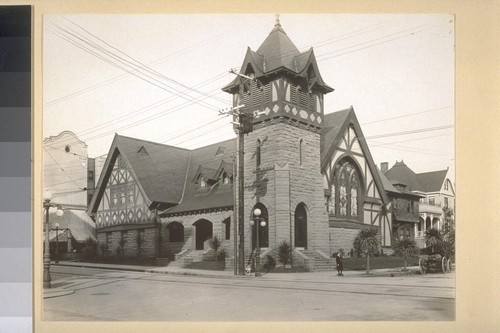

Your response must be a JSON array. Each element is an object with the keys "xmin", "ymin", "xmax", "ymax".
[
  {"xmin": 299, "ymin": 249, "xmax": 335, "ymax": 272},
  {"xmin": 169, "ymin": 249, "xmax": 215, "ymax": 268}
]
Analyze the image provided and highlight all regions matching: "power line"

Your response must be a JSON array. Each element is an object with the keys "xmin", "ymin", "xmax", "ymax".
[
  {"xmin": 47, "ymin": 22, "xmax": 223, "ymax": 111},
  {"xmin": 44, "ymin": 23, "xmax": 223, "ymax": 107}
]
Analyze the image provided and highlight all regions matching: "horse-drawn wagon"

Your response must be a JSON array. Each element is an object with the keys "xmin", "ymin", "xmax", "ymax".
[{"xmin": 418, "ymin": 254, "xmax": 453, "ymax": 274}]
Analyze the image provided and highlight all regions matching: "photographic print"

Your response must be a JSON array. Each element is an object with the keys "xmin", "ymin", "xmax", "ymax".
[{"xmin": 42, "ymin": 13, "xmax": 455, "ymax": 322}]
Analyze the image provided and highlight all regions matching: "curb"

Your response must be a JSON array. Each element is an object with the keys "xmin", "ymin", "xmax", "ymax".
[{"xmin": 43, "ymin": 289, "xmax": 75, "ymax": 299}]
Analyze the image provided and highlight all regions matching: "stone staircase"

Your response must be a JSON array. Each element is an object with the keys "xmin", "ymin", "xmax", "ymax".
[
  {"xmin": 300, "ymin": 249, "xmax": 335, "ymax": 272},
  {"xmin": 169, "ymin": 249, "xmax": 215, "ymax": 268}
]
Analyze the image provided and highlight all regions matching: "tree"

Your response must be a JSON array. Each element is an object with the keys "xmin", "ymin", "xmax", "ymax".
[
  {"xmin": 441, "ymin": 228, "xmax": 455, "ymax": 259},
  {"xmin": 442, "ymin": 207, "xmax": 454, "ymax": 234},
  {"xmin": 393, "ymin": 238, "xmax": 419, "ymax": 270},
  {"xmin": 354, "ymin": 228, "xmax": 381, "ymax": 274},
  {"xmin": 424, "ymin": 228, "xmax": 442, "ymax": 253}
]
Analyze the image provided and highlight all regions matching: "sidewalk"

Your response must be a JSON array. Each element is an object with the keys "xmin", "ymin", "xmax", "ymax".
[{"xmin": 51, "ymin": 260, "xmax": 420, "ymax": 280}]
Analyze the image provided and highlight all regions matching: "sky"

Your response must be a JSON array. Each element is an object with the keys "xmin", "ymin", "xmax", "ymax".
[{"xmin": 43, "ymin": 14, "xmax": 455, "ymax": 180}]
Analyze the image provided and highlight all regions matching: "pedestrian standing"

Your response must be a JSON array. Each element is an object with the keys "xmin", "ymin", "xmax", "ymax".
[{"xmin": 336, "ymin": 252, "xmax": 344, "ymax": 276}]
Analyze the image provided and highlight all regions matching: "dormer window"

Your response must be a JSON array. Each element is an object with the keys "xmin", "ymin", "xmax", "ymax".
[
  {"xmin": 200, "ymin": 177, "xmax": 207, "ymax": 188},
  {"xmin": 222, "ymin": 172, "xmax": 230, "ymax": 185}
]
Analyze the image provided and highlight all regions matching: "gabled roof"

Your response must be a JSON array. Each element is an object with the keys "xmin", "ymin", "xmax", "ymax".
[
  {"xmin": 88, "ymin": 134, "xmax": 191, "ymax": 213},
  {"xmin": 416, "ymin": 169, "xmax": 449, "ymax": 192},
  {"xmin": 163, "ymin": 138, "xmax": 236, "ymax": 215},
  {"xmin": 384, "ymin": 160, "xmax": 449, "ymax": 193},
  {"xmin": 320, "ymin": 108, "xmax": 351, "ymax": 162},
  {"xmin": 320, "ymin": 107, "xmax": 389, "ymax": 205}
]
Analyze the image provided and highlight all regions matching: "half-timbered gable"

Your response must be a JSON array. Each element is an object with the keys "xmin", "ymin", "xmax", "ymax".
[
  {"xmin": 321, "ymin": 107, "xmax": 391, "ymax": 251},
  {"xmin": 88, "ymin": 134, "xmax": 191, "ymax": 257}
]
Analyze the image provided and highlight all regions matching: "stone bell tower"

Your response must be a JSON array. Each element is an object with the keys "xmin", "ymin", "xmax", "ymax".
[{"xmin": 222, "ymin": 17, "xmax": 334, "ymax": 257}]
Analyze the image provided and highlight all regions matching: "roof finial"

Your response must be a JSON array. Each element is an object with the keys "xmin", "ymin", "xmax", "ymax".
[{"xmin": 275, "ymin": 14, "xmax": 281, "ymax": 27}]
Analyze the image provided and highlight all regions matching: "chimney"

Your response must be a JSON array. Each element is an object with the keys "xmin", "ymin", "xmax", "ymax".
[{"xmin": 381, "ymin": 162, "xmax": 388, "ymax": 173}]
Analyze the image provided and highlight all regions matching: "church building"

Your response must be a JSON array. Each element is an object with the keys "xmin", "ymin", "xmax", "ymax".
[{"xmin": 88, "ymin": 19, "xmax": 391, "ymax": 270}]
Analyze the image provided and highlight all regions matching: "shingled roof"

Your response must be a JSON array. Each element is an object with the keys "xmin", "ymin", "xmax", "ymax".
[
  {"xmin": 88, "ymin": 134, "xmax": 191, "ymax": 214},
  {"xmin": 222, "ymin": 19, "xmax": 333, "ymax": 94},
  {"xmin": 163, "ymin": 138, "xmax": 236, "ymax": 215},
  {"xmin": 384, "ymin": 160, "xmax": 449, "ymax": 193}
]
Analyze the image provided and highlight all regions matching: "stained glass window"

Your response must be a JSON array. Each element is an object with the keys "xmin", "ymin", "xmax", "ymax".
[{"xmin": 330, "ymin": 159, "xmax": 362, "ymax": 220}]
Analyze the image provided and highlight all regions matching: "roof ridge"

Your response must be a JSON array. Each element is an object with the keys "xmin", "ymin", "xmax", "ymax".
[{"xmin": 115, "ymin": 133, "xmax": 191, "ymax": 152}]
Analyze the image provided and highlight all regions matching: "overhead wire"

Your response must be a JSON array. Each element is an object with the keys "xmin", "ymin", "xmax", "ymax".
[
  {"xmin": 44, "ymin": 17, "xmax": 454, "ymax": 182},
  {"xmin": 47, "ymin": 21, "xmax": 223, "ymax": 111}
]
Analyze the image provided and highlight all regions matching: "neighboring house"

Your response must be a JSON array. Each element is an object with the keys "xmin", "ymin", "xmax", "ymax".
[
  {"xmin": 43, "ymin": 131, "xmax": 97, "ymax": 256},
  {"xmin": 88, "ymin": 19, "xmax": 390, "ymax": 270},
  {"xmin": 378, "ymin": 170, "xmax": 424, "ymax": 247},
  {"xmin": 382, "ymin": 161, "xmax": 455, "ymax": 247}
]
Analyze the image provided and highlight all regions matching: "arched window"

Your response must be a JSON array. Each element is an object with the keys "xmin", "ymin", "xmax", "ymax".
[
  {"xmin": 167, "ymin": 222, "xmax": 184, "ymax": 242},
  {"xmin": 222, "ymin": 217, "xmax": 231, "ymax": 240},
  {"xmin": 256, "ymin": 139, "xmax": 261, "ymax": 168},
  {"xmin": 331, "ymin": 158, "xmax": 363, "ymax": 220}
]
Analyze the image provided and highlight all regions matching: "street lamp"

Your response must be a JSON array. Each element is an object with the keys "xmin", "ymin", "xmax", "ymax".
[
  {"xmin": 43, "ymin": 190, "xmax": 63, "ymax": 288},
  {"xmin": 54, "ymin": 222, "xmax": 60, "ymax": 263},
  {"xmin": 250, "ymin": 208, "xmax": 266, "ymax": 277}
]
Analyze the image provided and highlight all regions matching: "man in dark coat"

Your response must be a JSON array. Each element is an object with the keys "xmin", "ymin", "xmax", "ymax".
[{"xmin": 336, "ymin": 253, "xmax": 344, "ymax": 276}]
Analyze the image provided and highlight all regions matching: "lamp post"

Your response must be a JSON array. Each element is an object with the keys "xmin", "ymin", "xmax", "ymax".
[
  {"xmin": 43, "ymin": 191, "xmax": 63, "ymax": 288},
  {"xmin": 250, "ymin": 208, "xmax": 266, "ymax": 277},
  {"xmin": 54, "ymin": 222, "xmax": 59, "ymax": 263}
]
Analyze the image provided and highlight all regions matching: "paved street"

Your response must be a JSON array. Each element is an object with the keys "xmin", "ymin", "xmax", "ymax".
[{"xmin": 43, "ymin": 265, "xmax": 455, "ymax": 321}]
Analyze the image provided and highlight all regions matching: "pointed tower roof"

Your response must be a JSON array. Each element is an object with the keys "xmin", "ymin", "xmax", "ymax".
[
  {"xmin": 223, "ymin": 16, "xmax": 333, "ymax": 94},
  {"xmin": 255, "ymin": 16, "xmax": 300, "ymax": 73}
]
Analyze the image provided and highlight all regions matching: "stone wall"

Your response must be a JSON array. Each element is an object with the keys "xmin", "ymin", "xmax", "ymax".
[
  {"xmin": 161, "ymin": 210, "xmax": 234, "ymax": 256},
  {"xmin": 243, "ymin": 121, "xmax": 329, "ymax": 254},
  {"xmin": 329, "ymin": 227, "xmax": 361, "ymax": 257},
  {"xmin": 96, "ymin": 227, "xmax": 158, "ymax": 258}
]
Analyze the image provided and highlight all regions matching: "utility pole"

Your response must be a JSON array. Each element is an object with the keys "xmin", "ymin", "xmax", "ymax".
[{"xmin": 219, "ymin": 69, "xmax": 255, "ymax": 275}]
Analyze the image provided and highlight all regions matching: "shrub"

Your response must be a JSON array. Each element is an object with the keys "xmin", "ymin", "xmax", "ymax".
[
  {"xmin": 277, "ymin": 241, "xmax": 293, "ymax": 267},
  {"xmin": 217, "ymin": 248, "xmax": 228, "ymax": 262},
  {"xmin": 353, "ymin": 228, "xmax": 381, "ymax": 274},
  {"xmin": 392, "ymin": 238, "xmax": 419, "ymax": 270}
]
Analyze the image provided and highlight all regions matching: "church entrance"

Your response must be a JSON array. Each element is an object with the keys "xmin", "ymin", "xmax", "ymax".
[
  {"xmin": 295, "ymin": 203, "xmax": 308, "ymax": 248},
  {"xmin": 193, "ymin": 219, "xmax": 213, "ymax": 250}
]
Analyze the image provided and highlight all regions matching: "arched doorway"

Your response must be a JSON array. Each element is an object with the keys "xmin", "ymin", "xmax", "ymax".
[
  {"xmin": 251, "ymin": 203, "xmax": 269, "ymax": 249},
  {"xmin": 193, "ymin": 219, "xmax": 213, "ymax": 250},
  {"xmin": 295, "ymin": 203, "xmax": 308, "ymax": 248}
]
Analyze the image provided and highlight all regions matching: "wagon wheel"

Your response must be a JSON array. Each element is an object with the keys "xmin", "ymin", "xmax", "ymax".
[
  {"xmin": 419, "ymin": 258, "xmax": 427, "ymax": 275},
  {"xmin": 447, "ymin": 259, "xmax": 452, "ymax": 272},
  {"xmin": 441, "ymin": 257, "xmax": 447, "ymax": 273}
]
